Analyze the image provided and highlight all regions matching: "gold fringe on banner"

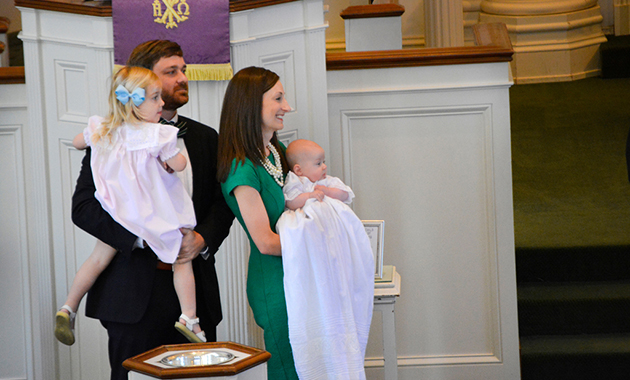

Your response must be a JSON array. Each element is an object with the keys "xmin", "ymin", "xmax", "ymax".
[
  {"xmin": 186, "ymin": 63, "xmax": 233, "ymax": 81},
  {"xmin": 113, "ymin": 63, "xmax": 233, "ymax": 82}
]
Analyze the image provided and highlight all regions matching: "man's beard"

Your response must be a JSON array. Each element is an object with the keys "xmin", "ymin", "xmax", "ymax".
[{"xmin": 162, "ymin": 84, "xmax": 189, "ymax": 111}]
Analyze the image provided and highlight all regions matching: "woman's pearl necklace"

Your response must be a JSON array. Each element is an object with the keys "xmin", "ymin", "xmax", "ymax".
[{"xmin": 261, "ymin": 143, "xmax": 284, "ymax": 187}]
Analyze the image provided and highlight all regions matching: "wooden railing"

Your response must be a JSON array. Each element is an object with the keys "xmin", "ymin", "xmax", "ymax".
[
  {"xmin": 0, "ymin": 66, "xmax": 25, "ymax": 84},
  {"xmin": 327, "ymin": 23, "xmax": 513, "ymax": 70}
]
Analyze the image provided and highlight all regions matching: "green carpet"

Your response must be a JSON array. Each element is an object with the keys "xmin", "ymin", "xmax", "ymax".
[{"xmin": 510, "ymin": 77, "xmax": 630, "ymax": 248}]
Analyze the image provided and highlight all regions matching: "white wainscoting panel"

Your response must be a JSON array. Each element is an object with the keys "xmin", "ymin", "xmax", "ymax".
[
  {"xmin": 327, "ymin": 62, "xmax": 520, "ymax": 380},
  {"xmin": 0, "ymin": 94, "xmax": 30, "ymax": 380},
  {"xmin": 54, "ymin": 61, "xmax": 91, "ymax": 123}
]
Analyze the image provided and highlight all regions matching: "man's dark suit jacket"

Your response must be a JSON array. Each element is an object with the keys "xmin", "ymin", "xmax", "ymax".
[{"xmin": 71, "ymin": 116, "xmax": 234, "ymax": 328}]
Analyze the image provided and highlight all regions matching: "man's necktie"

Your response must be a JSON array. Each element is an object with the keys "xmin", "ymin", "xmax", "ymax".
[{"xmin": 159, "ymin": 118, "xmax": 188, "ymax": 137}]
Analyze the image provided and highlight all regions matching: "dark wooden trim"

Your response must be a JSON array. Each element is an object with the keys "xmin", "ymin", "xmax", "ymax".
[
  {"xmin": 14, "ymin": 0, "xmax": 112, "ymax": 17},
  {"xmin": 327, "ymin": 47, "xmax": 513, "ymax": 70},
  {"xmin": 229, "ymin": 0, "xmax": 298, "ymax": 12},
  {"xmin": 0, "ymin": 66, "xmax": 26, "ymax": 84},
  {"xmin": 327, "ymin": 23, "xmax": 514, "ymax": 71},
  {"xmin": 0, "ymin": 17, "xmax": 9, "ymax": 33},
  {"xmin": 340, "ymin": 4, "xmax": 405, "ymax": 20}
]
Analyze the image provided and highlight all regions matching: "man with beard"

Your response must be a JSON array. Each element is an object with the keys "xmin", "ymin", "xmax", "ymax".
[{"xmin": 71, "ymin": 40, "xmax": 234, "ymax": 380}]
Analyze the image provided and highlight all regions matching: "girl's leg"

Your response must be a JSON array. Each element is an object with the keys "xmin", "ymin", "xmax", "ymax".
[
  {"xmin": 56, "ymin": 239, "xmax": 116, "ymax": 345},
  {"xmin": 63, "ymin": 239, "xmax": 117, "ymax": 312},
  {"xmin": 173, "ymin": 262, "xmax": 204, "ymax": 339}
]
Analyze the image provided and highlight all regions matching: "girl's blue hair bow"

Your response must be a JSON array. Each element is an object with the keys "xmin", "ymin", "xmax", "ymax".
[{"xmin": 115, "ymin": 85, "xmax": 145, "ymax": 107}]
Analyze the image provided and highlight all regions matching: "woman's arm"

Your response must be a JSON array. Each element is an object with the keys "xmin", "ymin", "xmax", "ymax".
[{"xmin": 234, "ymin": 185, "xmax": 281, "ymax": 256}]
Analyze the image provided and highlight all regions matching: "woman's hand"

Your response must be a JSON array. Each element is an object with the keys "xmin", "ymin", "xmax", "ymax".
[{"xmin": 234, "ymin": 185, "xmax": 282, "ymax": 256}]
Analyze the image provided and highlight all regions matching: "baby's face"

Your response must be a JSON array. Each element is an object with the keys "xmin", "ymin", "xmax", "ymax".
[{"xmin": 298, "ymin": 146, "xmax": 327, "ymax": 182}]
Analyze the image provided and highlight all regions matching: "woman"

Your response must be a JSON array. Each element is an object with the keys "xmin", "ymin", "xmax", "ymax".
[{"xmin": 217, "ymin": 66, "xmax": 297, "ymax": 379}]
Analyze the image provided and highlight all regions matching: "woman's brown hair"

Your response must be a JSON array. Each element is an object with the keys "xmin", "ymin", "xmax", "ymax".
[{"xmin": 217, "ymin": 66, "xmax": 289, "ymax": 182}]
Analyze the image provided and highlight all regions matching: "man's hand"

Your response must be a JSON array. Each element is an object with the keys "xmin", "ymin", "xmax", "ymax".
[{"xmin": 176, "ymin": 228, "xmax": 205, "ymax": 264}]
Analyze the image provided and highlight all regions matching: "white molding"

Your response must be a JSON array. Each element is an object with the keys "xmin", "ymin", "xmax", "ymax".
[
  {"xmin": 55, "ymin": 60, "xmax": 91, "ymax": 124},
  {"xmin": 365, "ymin": 353, "xmax": 502, "ymax": 368},
  {"xmin": 0, "ymin": 103, "xmax": 28, "ymax": 110},
  {"xmin": 277, "ymin": 129, "xmax": 299, "ymax": 147}
]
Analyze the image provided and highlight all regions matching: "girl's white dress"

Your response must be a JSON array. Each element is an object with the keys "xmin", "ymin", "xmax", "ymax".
[
  {"xmin": 276, "ymin": 171, "xmax": 374, "ymax": 380},
  {"xmin": 84, "ymin": 115, "xmax": 196, "ymax": 264}
]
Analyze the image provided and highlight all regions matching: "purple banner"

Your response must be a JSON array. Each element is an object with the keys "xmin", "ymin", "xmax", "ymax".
[{"xmin": 112, "ymin": 0, "xmax": 230, "ymax": 67}]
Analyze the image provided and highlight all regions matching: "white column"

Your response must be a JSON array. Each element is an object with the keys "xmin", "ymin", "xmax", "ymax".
[
  {"xmin": 16, "ymin": 6, "xmax": 56, "ymax": 380},
  {"xmin": 424, "ymin": 0, "xmax": 465, "ymax": 47}
]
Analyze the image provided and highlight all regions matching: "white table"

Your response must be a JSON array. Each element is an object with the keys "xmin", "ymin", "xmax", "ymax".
[{"xmin": 374, "ymin": 266, "xmax": 402, "ymax": 380}]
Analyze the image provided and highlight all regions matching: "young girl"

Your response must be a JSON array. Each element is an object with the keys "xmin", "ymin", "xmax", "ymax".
[
  {"xmin": 55, "ymin": 66, "xmax": 205, "ymax": 346},
  {"xmin": 277, "ymin": 139, "xmax": 374, "ymax": 380}
]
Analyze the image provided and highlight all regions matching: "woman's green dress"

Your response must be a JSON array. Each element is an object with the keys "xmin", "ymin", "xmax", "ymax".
[{"xmin": 221, "ymin": 153, "xmax": 298, "ymax": 380}]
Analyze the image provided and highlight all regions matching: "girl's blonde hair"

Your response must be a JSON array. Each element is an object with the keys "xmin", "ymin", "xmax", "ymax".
[{"xmin": 92, "ymin": 66, "xmax": 160, "ymax": 145}]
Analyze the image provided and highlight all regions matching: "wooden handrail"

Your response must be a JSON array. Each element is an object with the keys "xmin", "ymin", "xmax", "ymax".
[
  {"xmin": 340, "ymin": 4, "xmax": 405, "ymax": 20},
  {"xmin": 326, "ymin": 23, "xmax": 513, "ymax": 70},
  {"xmin": 0, "ymin": 17, "xmax": 9, "ymax": 33},
  {"xmin": 0, "ymin": 66, "xmax": 25, "ymax": 85}
]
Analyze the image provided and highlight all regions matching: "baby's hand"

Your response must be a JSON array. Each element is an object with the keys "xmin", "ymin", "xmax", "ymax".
[
  {"xmin": 314, "ymin": 184, "xmax": 327, "ymax": 192},
  {"xmin": 310, "ymin": 189, "xmax": 325, "ymax": 201}
]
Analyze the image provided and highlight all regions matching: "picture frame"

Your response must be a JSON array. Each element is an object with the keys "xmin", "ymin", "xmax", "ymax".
[{"xmin": 362, "ymin": 220, "xmax": 384, "ymax": 279}]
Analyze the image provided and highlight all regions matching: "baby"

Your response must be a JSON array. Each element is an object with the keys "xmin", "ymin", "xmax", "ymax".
[
  {"xmin": 283, "ymin": 139, "xmax": 352, "ymax": 210},
  {"xmin": 277, "ymin": 139, "xmax": 374, "ymax": 380}
]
